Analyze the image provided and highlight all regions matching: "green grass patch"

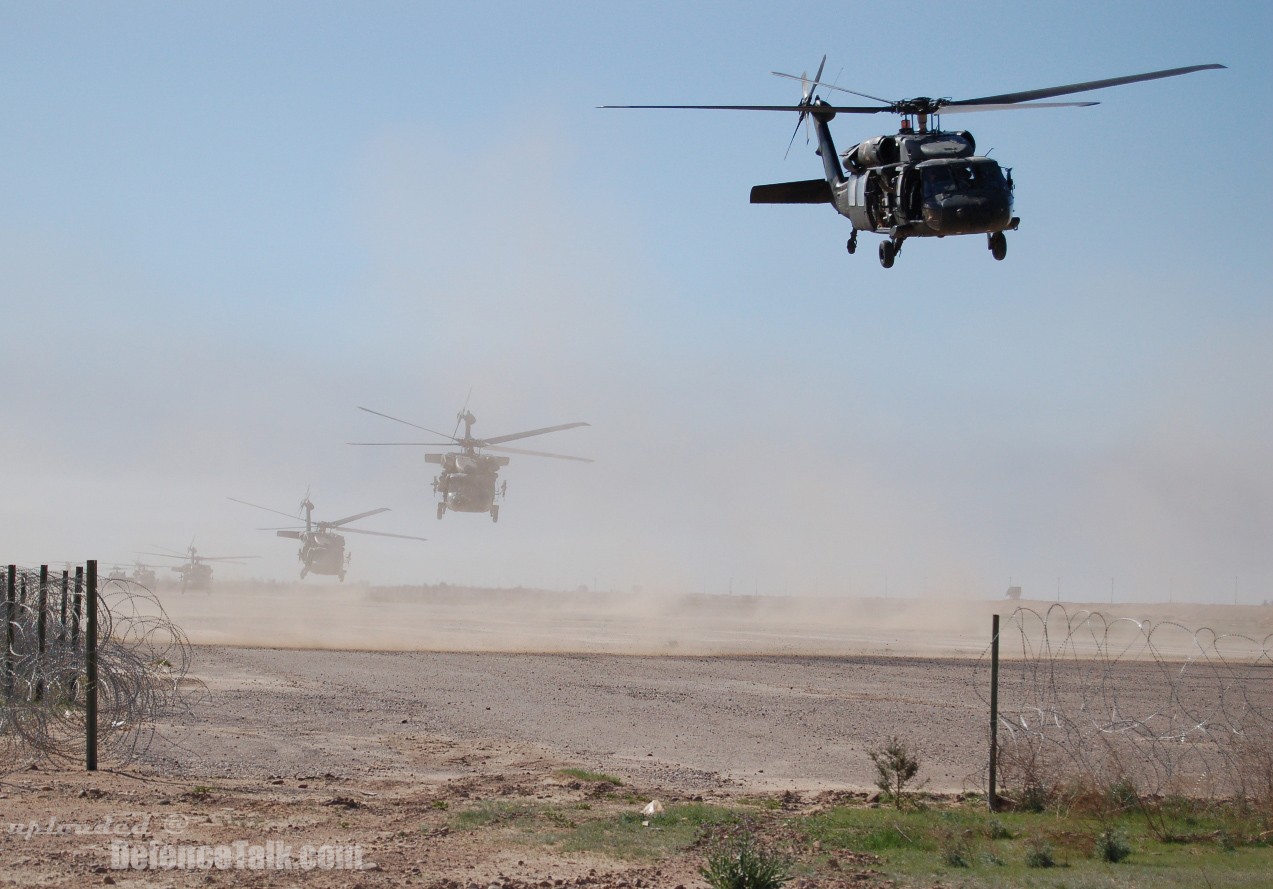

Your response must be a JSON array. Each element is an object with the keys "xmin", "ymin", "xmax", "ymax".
[
  {"xmin": 442, "ymin": 791, "xmax": 1273, "ymax": 886},
  {"xmin": 797, "ymin": 801, "xmax": 1273, "ymax": 888},
  {"xmin": 450, "ymin": 800, "xmax": 539, "ymax": 831},
  {"xmin": 557, "ymin": 768, "xmax": 624, "ymax": 785},
  {"xmin": 554, "ymin": 803, "xmax": 739, "ymax": 861}
]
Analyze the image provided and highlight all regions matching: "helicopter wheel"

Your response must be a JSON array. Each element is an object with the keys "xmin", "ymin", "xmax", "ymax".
[
  {"xmin": 490, "ymin": 505, "xmax": 500, "ymax": 523},
  {"xmin": 436, "ymin": 502, "xmax": 446, "ymax": 520},
  {"xmin": 989, "ymin": 231, "xmax": 1007, "ymax": 261},
  {"xmin": 878, "ymin": 240, "xmax": 896, "ymax": 269},
  {"xmin": 846, "ymin": 232, "xmax": 857, "ymax": 255},
  {"xmin": 300, "ymin": 566, "xmax": 309, "ymax": 579},
  {"xmin": 338, "ymin": 571, "xmax": 346, "ymax": 582}
]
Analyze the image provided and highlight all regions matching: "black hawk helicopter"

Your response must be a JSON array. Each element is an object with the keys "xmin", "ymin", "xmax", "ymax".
[
  {"xmin": 602, "ymin": 60, "xmax": 1223, "ymax": 267},
  {"xmin": 104, "ymin": 561, "xmax": 158, "ymax": 587},
  {"xmin": 230, "ymin": 494, "xmax": 427, "ymax": 580},
  {"xmin": 353, "ymin": 406, "xmax": 591, "ymax": 522},
  {"xmin": 141, "ymin": 543, "xmax": 257, "ymax": 592}
]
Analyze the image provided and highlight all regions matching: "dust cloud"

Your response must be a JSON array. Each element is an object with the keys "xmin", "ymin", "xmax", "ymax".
[{"xmin": 147, "ymin": 582, "xmax": 1271, "ymax": 659}]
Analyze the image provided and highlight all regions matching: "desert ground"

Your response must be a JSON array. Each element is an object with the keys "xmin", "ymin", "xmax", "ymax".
[{"xmin": 3, "ymin": 587, "xmax": 1271, "ymax": 887}]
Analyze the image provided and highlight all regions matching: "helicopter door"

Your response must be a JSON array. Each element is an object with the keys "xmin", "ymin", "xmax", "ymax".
[
  {"xmin": 898, "ymin": 168, "xmax": 921, "ymax": 223},
  {"xmin": 843, "ymin": 172, "xmax": 875, "ymax": 231}
]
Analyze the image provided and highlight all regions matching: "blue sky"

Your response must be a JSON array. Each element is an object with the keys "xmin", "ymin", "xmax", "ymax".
[{"xmin": 2, "ymin": 2, "xmax": 1269, "ymax": 603}]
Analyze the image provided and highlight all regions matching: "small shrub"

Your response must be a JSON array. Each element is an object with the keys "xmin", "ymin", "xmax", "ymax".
[
  {"xmin": 430, "ymin": 799, "xmax": 448, "ymax": 810},
  {"xmin": 700, "ymin": 825, "xmax": 791, "ymax": 889},
  {"xmin": 1095, "ymin": 827, "xmax": 1131, "ymax": 863},
  {"xmin": 940, "ymin": 841, "xmax": 972, "ymax": 868},
  {"xmin": 1025, "ymin": 838, "xmax": 1055, "ymax": 868},
  {"xmin": 986, "ymin": 818, "xmax": 1014, "ymax": 840},
  {"xmin": 867, "ymin": 736, "xmax": 921, "ymax": 808},
  {"xmin": 1105, "ymin": 778, "xmax": 1139, "ymax": 813},
  {"xmin": 1017, "ymin": 781, "xmax": 1052, "ymax": 813}
]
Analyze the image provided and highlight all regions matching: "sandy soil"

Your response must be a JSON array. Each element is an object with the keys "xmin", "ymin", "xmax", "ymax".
[{"xmin": 3, "ymin": 589, "xmax": 1269, "ymax": 887}]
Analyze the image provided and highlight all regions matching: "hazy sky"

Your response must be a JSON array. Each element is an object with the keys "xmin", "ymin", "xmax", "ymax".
[{"xmin": 2, "ymin": 1, "xmax": 1269, "ymax": 603}]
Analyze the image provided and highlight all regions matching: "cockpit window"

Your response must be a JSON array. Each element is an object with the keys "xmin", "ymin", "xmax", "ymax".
[{"xmin": 922, "ymin": 160, "xmax": 1006, "ymax": 197}]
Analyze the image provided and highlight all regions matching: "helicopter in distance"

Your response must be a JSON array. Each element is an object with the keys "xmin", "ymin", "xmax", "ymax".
[
  {"xmin": 106, "ymin": 562, "xmax": 159, "ymax": 588},
  {"xmin": 229, "ymin": 493, "xmax": 427, "ymax": 581},
  {"xmin": 141, "ymin": 543, "xmax": 257, "ymax": 592},
  {"xmin": 352, "ymin": 406, "xmax": 591, "ymax": 522},
  {"xmin": 602, "ymin": 60, "xmax": 1224, "ymax": 267}
]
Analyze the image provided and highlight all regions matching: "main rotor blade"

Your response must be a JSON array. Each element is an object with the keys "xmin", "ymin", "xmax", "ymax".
[
  {"xmin": 228, "ymin": 497, "xmax": 302, "ymax": 522},
  {"xmin": 771, "ymin": 70, "xmax": 892, "ymax": 105},
  {"xmin": 338, "ymin": 527, "xmax": 429, "ymax": 542},
  {"xmin": 327, "ymin": 507, "xmax": 391, "ymax": 528},
  {"xmin": 357, "ymin": 406, "xmax": 456, "ymax": 440},
  {"xmin": 139, "ymin": 551, "xmax": 187, "ymax": 561},
  {"xmin": 198, "ymin": 555, "xmax": 259, "ymax": 562},
  {"xmin": 947, "ymin": 63, "xmax": 1225, "ymax": 107},
  {"xmin": 937, "ymin": 101, "xmax": 1099, "ymax": 114},
  {"xmin": 481, "ymin": 422, "xmax": 590, "ymax": 446},
  {"xmin": 147, "ymin": 545, "xmax": 189, "ymax": 557},
  {"xmin": 600, "ymin": 103, "xmax": 890, "ymax": 114},
  {"xmin": 348, "ymin": 441, "xmax": 455, "ymax": 446},
  {"xmin": 486, "ymin": 444, "xmax": 593, "ymax": 462}
]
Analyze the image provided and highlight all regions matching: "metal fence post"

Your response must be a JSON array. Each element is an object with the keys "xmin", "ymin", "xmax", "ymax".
[
  {"xmin": 989, "ymin": 612, "xmax": 1000, "ymax": 812},
  {"xmin": 36, "ymin": 565, "xmax": 48, "ymax": 702},
  {"xmin": 72, "ymin": 566, "xmax": 83, "ymax": 648},
  {"xmin": 59, "ymin": 570, "xmax": 69, "ymax": 645},
  {"xmin": 4, "ymin": 565, "xmax": 14, "ymax": 701},
  {"xmin": 86, "ymin": 559, "xmax": 98, "ymax": 771}
]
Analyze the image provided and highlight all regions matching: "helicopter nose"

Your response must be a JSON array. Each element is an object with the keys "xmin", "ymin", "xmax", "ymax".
[{"xmin": 924, "ymin": 195, "xmax": 1011, "ymax": 235}]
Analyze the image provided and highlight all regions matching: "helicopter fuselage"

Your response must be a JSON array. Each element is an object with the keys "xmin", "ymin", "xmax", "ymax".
[
  {"xmin": 175, "ymin": 562, "xmax": 213, "ymax": 591},
  {"xmin": 429, "ymin": 451, "xmax": 509, "ymax": 517},
  {"xmin": 300, "ymin": 531, "xmax": 347, "ymax": 576}
]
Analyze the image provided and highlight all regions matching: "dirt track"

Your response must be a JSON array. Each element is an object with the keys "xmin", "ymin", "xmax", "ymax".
[{"xmin": 150, "ymin": 647, "xmax": 992, "ymax": 794}]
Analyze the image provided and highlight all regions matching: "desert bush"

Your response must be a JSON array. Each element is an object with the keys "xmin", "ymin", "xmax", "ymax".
[
  {"xmin": 699, "ymin": 823, "xmax": 791, "ymax": 889},
  {"xmin": 1232, "ymin": 729, "xmax": 1273, "ymax": 815},
  {"xmin": 868, "ymin": 736, "xmax": 921, "ymax": 808},
  {"xmin": 1095, "ymin": 827, "xmax": 1132, "ymax": 863},
  {"xmin": 1024, "ymin": 837, "xmax": 1055, "ymax": 868},
  {"xmin": 937, "ymin": 831, "xmax": 973, "ymax": 868},
  {"xmin": 985, "ymin": 818, "xmax": 1013, "ymax": 840},
  {"xmin": 995, "ymin": 734, "xmax": 1058, "ymax": 813}
]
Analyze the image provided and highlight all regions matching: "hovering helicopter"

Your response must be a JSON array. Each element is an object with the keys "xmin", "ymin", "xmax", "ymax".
[
  {"xmin": 142, "ymin": 543, "xmax": 256, "ymax": 592},
  {"xmin": 602, "ymin": 60, "xmax": 1223, "ymax": 267},
  {"xmin": 131, "ymin": 561, "xmax": 158, "ymax": 588},
  {"xmin": 353, "ymin": 406, "xmax": 591, "ymax": 522},
  {"xmin": 229, "ymin": 494, "xmax": 427, "ymax": 581},
  {"xmin": 105, "ymin": 561, "xmax": 158, "ymax": 587}
]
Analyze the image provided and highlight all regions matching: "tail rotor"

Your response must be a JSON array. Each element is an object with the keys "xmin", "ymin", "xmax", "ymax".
[{"xmin": 784, "ymin": 55, "xmax": 825, "ymax": 159}]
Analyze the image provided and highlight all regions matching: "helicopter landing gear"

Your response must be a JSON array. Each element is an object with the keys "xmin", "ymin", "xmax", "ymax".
[
  {"xmin": 490, "ymin": 505, "xmax": 500, "ymax": 523},
  {"xmin": 338, "ymin": 570, "xmax": 346, "ymax": 582},
  {"xmin": 846, "ymin": 231, "xmax": 858, "ymax": 254},
  {"xmin": 300, "ymin": 566, "xmax": 309, "ymax": 579},
  {"xmin": 879, "ymin": 239, "xmax": 898, "ymax": 269},
  {"xmin": 988, "ymin": 231, "xmax": 1007, "ymax": 261},
  {"xmin": 436, "ymin": 502, "xmax": 446, "ymax": 520}
]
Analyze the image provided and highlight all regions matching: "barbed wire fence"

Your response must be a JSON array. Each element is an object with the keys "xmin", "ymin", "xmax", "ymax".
[
  {"xmin": 1, "ymin": 564, "xmax": 202, "ymax": 772},
  {"xmin": 973, "ymin": 604, "xmax": 1273, "ymax": 810}
]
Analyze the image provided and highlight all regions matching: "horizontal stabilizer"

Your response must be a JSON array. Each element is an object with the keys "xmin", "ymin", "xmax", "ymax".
[
  {"xmin": 750, "ymin": 179, "xmax": 832, "ymax": 204},
  {"xmin": 276, "ymin": 530, "xmax": 303, "ymax": 540}
]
